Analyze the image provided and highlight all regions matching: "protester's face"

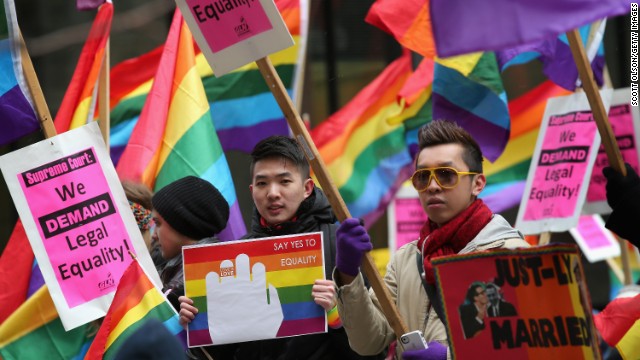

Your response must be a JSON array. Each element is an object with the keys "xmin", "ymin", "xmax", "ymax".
[
  {"xmin": 415, "ymin": 143, "xmax": 485, "ymax": 226},
  {"xmin": 486, "ymin": 287, "xmax": 500, "ymax": 306},
  {"xmin": 151, "ymin": 211, "xmax": 188, "ymax": 259},
  {"xmin": 474, "ymin": 286, "xmax": 489, "ymax": 306},
  {"xmin": 250, "ymin": 157, "xmax": 313, "ymax": 226}
]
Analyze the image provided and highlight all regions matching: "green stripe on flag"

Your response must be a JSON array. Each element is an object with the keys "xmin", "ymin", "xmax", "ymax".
[
  {"xmin": 486, "ymin": 159, "xmax": 531, "ymax": 184},
  {"xmin": 339, "ymin": 127, "xmax": 407, "ymax": 203},
  {"xmin": 154, "ymin": 115, "xmax": 223, "ymax": 189},
  {"xmin": 467, "ymin": 52, "xmax": 504, "ymax": 96},
  {"xmin": 0, "ymin": 320, "xmax": 92, "ymax": 360},
  {"xmin": 202, "ymin": 65, "xmax": 294, "ymax": 101}
]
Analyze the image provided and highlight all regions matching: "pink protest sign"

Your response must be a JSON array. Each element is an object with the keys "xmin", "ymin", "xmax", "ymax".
[
  {"xmin": 523, "ymin": 110, "xmax": 597, "ymax": 220},
  {"xmin": 186, "ymin": 0, "xmax": 273, "ymax": 52},
  {"xmin": 387, "ymin": 186, "xmax": 427, "ymax": 251},
  {"xmin": 585, "ymin": 88, "xmax": 640, "ymax": 214},
  {"xmin": 177, "ymin": 0, "xmax": 294, "ymax": 76},
  {"xmin": 516, "ymin": 90, "xmax": 612, "ymax": 234},
  {"xmin": 569, "ymin": 215, "xmax": 620, "ymax": 263},
  {"xmin": 18, "ymin": 148, "xmax": 134, "ymax": 308},
  {"xmin": 0, "ymin": 122, "xmax": 160, "ymax": 330},
  {"xmin": 393, "ymin": 198, "xmax": 427, "ymax": 250}
]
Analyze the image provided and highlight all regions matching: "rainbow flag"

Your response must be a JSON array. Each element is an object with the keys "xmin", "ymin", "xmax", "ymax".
[
  {"xmin": 0, "ymin": 286, "xmax": 93, "ymax": 359},
  {"xmin": 115, "ymin": 10, "xmax": 246, "ymax": 241},
  {"xmin": 365, "ymin": 0, "xmax": 435, "ymax": 58},
  {"xmin": 0, "ymin": 0, "xmax": 39, "ymax": 146},
  {"xmin": 496, "ymin": 23, "xmax": 605, "ymax": 91},
  {"xmin": 108, "ymin": 0, "xmax": 307, "ymax": 160},
  {"xmin": 433, "ymin": 52, "xmax": 510, "ymax": 162},
  {"xmin": 480, "ymin": 80, "xmax": 571, "ymax": 212},
  {"xmin": 85, "ymin": 260, "xmax": 185, "ymax": 359},
  {"xmin": 595, "ymin": 294, "xmax": 640, "ymax": 358},
  {"xmin": 311, "ymin": 52, "xmax": 431, "ymax": 225},
  {"xmin": 183, "ymin": 234, "xmax": 326, "ymax": 346},
  {"xmin": 53, "ymin": 1, "xmax": 112, "ymax": 133}
]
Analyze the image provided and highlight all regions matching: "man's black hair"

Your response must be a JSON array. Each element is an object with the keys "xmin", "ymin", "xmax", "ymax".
[{"xmin": 250, "ymin": 136, "xmax": 311, "ymax": 179}]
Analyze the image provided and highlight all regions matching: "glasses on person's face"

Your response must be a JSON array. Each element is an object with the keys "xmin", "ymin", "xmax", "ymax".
[
  {"xmin": 411, "ymin": 167, "xmax": 479, "ymax": 192},
  {"xmin": 475, "ymin": 289, "xmax": 486, "ymax": 297}
]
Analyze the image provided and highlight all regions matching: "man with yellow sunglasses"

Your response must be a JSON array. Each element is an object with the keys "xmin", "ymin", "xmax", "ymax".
[{"xmin": 333, "ymin": 120, "xmax": 530, "ymax": 359}]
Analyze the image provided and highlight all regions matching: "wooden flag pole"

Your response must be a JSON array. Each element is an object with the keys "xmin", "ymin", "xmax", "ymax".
[
  {"xmin": 567, "ymin": 29, "xmax": 633, "ymax": 285},
  {"xmin": 98, "ymin": 37, "xmax": 110, "ymax": 146},
  {"xmin": 19, "ymin": 29, "xmax": 56, "ymax": 139},
  {"xmin": 255, "ymin": 56, "xmax": 410, "ymax": 338}
]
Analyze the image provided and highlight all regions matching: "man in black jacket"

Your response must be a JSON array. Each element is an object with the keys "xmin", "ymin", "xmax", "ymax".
[{"xmin": 179, "ymin": 136, "xmax": 381, "ymax": 360}]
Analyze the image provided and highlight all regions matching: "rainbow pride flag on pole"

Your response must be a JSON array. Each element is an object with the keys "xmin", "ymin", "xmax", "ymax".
[
  {"xmin": 481, "ymin": 80, "xmax": 571, "ymax": 212},
  {"xmin": 0, "ymin": 0, "xmax": 39, "ymax": 146},
  {"xmin": 311, "ymin": 52, "xmax": 432, "ymax": 226},
  {"xmin": 108, "ymin": 0, "xmax": 308, "ymax": 159},
  {"xmin": 85, "ymin": 259, "xmax": 185, "ymax": 359},
  {"xmin": 433, "ymin": 52, "xmax": 511, "ymax": 162},
  {"xmin": 53, "ymin": 1, "xmax": 112, "ymax": 133},
  {"xmin": 183, "ymin": 233, "xmax": 326, "ymax": 346},
  {"xmin": 116, "ymin": 10, "xmax": 245, "ymax": 240},
  {"xmin": 0, "ymin": 286, "xmax": 93, "ymax": 359}
]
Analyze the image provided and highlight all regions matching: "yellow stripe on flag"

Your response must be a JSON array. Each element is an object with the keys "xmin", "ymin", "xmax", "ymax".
[
  {"xmin": 616, "ymin": 319, "xmax": 640, "ymax": 360},
  {"xmin": 0, "ymin": 286, "xmax": 58, "ymax": 347},
  {"xmin": 105, "ymin": 287, "xmax": 165, "ymax": 349}
]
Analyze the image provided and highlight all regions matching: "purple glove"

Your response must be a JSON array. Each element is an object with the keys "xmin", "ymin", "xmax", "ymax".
[
  {"xmin": 402, "ymin": 342, "xmax": 447, "ymax": 360},
  {"xmin": 336, "ymin": 218, "xmax": 372, "ymax": 276},
  {"xmin": 603, "ymin": 163, "xmax": 640, "ymax": 208}
]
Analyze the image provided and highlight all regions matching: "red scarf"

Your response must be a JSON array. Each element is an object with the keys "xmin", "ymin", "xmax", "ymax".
[{"xmin": 417, "ymin": 199, "xmax": 493, "ymax": 284}]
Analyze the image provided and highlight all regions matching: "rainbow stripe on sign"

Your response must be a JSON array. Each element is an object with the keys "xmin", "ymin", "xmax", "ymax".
[{"xmin": 183, "ymin": 233, "xmax": 326, "ymax": 346}]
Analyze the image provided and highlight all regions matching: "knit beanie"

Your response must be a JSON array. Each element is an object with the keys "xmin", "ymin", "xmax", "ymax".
[{"xmin": 152, "ymin": 176, "xmax": 229, "ymax": 240}]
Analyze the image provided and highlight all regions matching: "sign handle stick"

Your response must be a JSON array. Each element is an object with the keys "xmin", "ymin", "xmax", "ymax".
[
  {"xmin": 538, "ymin": 232, "xmax": 552, "ymax": 246},
  {"xmin": 98, "ymin": 37, "xmax": 110, "ymax": 147},
  {"xmin": 567, "ymin": 29, "xmax": 632, "ymax": 284},
  {"xmin": 605, "ymin": 258, "xmax": 625, "ymax": 284},
  {"xmin": 255, "ymin": 56, "xmax": 410, "ymax": 338},
  {"xmin": 19, "ymin": 29, "xmax": 56, "ymax": 139}
]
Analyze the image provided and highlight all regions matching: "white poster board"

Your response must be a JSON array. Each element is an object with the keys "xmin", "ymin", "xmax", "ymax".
[
  {"xmin": 515, "ymin": 90, "xmax": 612, "ymax": 234},
  {"xmin": 569, "ymin": 214, "xmax": 621, "ymax": 263},
  {"xmin": 0, "ymin": 122, "xmax": 161, "ymax": 330},
  {"xmin": 176, "ymin": 0, "xmax": 294, "ymax": 76}
]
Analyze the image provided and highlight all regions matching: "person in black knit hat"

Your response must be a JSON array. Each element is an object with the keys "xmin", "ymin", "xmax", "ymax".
[{"xmin": 151, "ymin": 176, "xmax": 229, "ymax": 307}]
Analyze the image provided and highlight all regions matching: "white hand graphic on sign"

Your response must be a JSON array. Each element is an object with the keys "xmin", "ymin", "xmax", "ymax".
[{"xmin": 206, "ymin": 253, "xmax": 284, "ymax": 344}]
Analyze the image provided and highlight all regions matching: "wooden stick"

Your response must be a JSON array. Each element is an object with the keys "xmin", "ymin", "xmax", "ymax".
[
  {"xmin": 19, "ymin": 29, "xmax": 56, "ymax": 139},
  {"xmin": 605, "ymin": 257, "xmax": 625, "ymax": 284},
  {"xmin": 98, "ymin": 37, "xmax": 110, "ymax": 146},
  {"xmin": 568, "ymin": 29, "xmax": 634, "ymax": 284},
  {"xmin": 538, "ymin": 232, "xmax": 552, "ymax": 246},
  {"xmin": 566, "ymin": 29, "xmax": 626, "ymax": 175},
  {"xmin": 255, "ymin": 56, "xmax": 410, "ymax": 337}
]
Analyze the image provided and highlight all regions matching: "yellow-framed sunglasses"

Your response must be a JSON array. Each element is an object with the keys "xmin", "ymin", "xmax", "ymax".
[{"xmin": 411, "ymin": 167, "xmax": 480, "ymax": 192}]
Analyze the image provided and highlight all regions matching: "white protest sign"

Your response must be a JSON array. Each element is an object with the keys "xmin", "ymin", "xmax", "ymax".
[
  {"xmin": 515, "ymin": 90, "xmax": 612, "ymax": 234},
  {"xmin": 584, "ymin": 88, "xmax": 640, "ymax": 214},
  {"xmin": 569, "ymin": 215, "xmax": 621, "ymax": 263},
  {"xmin": 0, "ymin": 122, "xmax": 161, "ymax": 330},
  {"xmin": 183, "ymin": 232, "xmax": 326, "ymax": 347},
  {"xmin": 176, "ymin": 0, "xmax": 294, "ymax": 76}
]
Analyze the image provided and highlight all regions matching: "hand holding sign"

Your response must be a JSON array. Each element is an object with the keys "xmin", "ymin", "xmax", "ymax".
[{"xmin": 206, "ymin": 253, "xmax": 283, "ymax": 344}]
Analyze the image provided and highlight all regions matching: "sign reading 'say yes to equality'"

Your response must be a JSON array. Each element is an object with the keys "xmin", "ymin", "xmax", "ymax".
[{"xmin": 0, "ymin": 122, "xmax": 160, "ymax": 330}]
